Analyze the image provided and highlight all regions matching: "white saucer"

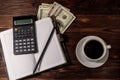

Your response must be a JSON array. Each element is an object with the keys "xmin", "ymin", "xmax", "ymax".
[{"xmin": 75, "ymin": 40, "xmax": 109, "ymax": 68}]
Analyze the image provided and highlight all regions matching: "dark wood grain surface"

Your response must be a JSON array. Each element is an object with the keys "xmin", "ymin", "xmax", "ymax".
[{"xmin": 0, "ymin": 0, "xmax": 120, "ymax": 80}]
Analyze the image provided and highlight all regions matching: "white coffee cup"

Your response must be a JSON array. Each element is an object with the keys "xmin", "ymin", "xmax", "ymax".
[{"xmin": 76, "ymin": 36, "xmax": 111, "ymax": 63}]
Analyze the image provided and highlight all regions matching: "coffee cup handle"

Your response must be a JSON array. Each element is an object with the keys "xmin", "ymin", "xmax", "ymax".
[{"xmin": 107, "ymin": 45, "xmax": 111, "ymax": 49}]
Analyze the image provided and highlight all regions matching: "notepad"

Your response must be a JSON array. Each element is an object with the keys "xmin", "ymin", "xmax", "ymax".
[{"xmin": 0, "ymin": 18, "xmax": 67, "ymax": 80}]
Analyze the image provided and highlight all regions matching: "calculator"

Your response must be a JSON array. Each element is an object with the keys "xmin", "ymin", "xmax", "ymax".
[{"xmin": 13, "ymin": 15, "xmax": 38, "ymax": 55}]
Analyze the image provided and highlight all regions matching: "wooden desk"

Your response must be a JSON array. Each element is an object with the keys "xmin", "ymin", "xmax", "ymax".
[{"xmin": 0, "ymin": 0, "xmax": 120, "ymax": 80}]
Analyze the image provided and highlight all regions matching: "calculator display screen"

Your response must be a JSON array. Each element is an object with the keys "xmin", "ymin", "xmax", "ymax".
[{"xmin": 14, "ymin": 19, "xmax": 33, "ymax": 25}]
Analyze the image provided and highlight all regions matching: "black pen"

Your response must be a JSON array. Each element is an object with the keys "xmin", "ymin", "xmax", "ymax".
[
  {"xmin": 51, "ymin": 16, "xmax": 70, "ymax": 63},
  {"xmin": 33, "ymin": 23, "xmax": 55, "ymax": 74},
  {"xmin": 33, "ymin": 16, "xmax": 59, "ymax": 73}
]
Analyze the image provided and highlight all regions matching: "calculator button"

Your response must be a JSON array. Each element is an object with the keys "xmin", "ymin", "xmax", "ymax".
[
  {"xmin": 19, "ymin": 46, "xmax": 22, "ymax": 49},
  {"xmin": 28, "ymin": 49, "xmax": 31, "ymax": 51},
  {"xmin": 20, "ymin": 49, "xmax": 23, "ymax": 52},
  {"xmin": 15, "ymin": 50, "xmax": 19, "ymax": 53},
  {"xmin": 31, "ymin": 42, "xmax": 34, "ymax": 44},
  {"xmin": 23, "ymin": 39, "xmax": 26, "ymax": 42},
  {"xmin": 23, "ymin": 43, "xmax": 26, "ymax": 45},
  {"xmin": 31, "ymin": 48, "xmax": 35, "ymax": 51},
  {"xmin": 19, "ymin": 43, "xmax": 22, "ymax": 45},
  {"xmin": 31, "ymin": 45, "xmax": 34, "ymax": 47},
  {"xmin": 27, "ymin": 45, "xmax": 30, "ymax": 48},
  {"xmin": 27, "ymin": 42, "xmax": 30, "ymax": 45},
  {"xmin": 19, "ymin": 40, "xmax": 22, "ymax": 42},
  {"xmin": 27, "ymin": 39, "xmax": 30, "ymax": 41},
  {"xmin": 23, "ymin": 46, "xmax": 27, "ymax": 48},
  {"xmin": 15, "ymin": 43, "xmax": 18, "ymax": 46},
  {"xmin": 15, "ymin": 47, "xmax": 18, "ymax": 49},
  {"xmin": 31, "ymin": 38, "xmax": 34, "ymax": 41},
  {"xmin": 15, "ymin": 40, "xmax": 18, "ymax": 42},
  {"xmin": 24, "ymin": 49, "xmax": 27, "ymax": 52},
  {"xmin": 14, "ymin": 28, "xmax": 18, "ymax": 32}
]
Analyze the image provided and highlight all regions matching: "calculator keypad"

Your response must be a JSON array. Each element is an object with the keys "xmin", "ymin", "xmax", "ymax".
[{"xmin": 14, "ymin": 26, "xmax": 38, "ymax": 54}]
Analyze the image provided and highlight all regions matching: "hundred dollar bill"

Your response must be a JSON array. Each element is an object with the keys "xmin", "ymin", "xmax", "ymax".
[
  {"xmin": 37, "ymin": 4, "xmax": 52, "ymax": 19},
  {"xmin": 48, "ymin": 2, "xmax": 76, "ymax": 33}
]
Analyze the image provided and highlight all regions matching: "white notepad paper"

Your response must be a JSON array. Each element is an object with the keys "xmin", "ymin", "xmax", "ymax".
[{"xmin": 0, "ymin": 18, "xmax": 67, "ymax": 80}]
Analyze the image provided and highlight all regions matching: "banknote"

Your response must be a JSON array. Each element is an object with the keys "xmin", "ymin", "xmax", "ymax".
[
  {"xmin": 38, "ymin": 2, "xmax": 70, "ymax": 19},
  {"xmin": 48, "ymin": 2, "xmax": 70, "ymax": 16},
  {"xmin": 37, "ymin": 4, "xmax": 52, "ymax": 19},
  {"xmin": 37, "ymin": 2, "xmax": 76, "ymax": 34},
  {"xmin": 41, "ymin": 3, "xmax": 52, "ymax": 6},
  {"xmin": 55, "ymin": 9, "xmax": 76, "ymax": 34},
  {"xmin": 48, "ymin": 2, "xmax": 76, "ymax": 33}
]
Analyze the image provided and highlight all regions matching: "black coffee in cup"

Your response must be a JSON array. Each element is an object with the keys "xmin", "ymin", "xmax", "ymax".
[{"xmin": 84, "ymin": 40, "xmax": 104, "ymax": 59}]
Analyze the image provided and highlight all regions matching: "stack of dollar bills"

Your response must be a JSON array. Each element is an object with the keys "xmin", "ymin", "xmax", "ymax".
[{"xmin": 37, "ymin": 2, "xmax": 76, "ymax": 34}]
